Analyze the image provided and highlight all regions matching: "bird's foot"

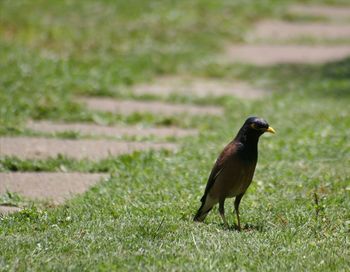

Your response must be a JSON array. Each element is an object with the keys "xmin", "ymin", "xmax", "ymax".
[
  {"xmin": 233, "ymin": 223, "xmax": 242, "ymax": 232},
  {"xmin": 220, "ymin": 213, "xmax": 229, "ymax": 229}
]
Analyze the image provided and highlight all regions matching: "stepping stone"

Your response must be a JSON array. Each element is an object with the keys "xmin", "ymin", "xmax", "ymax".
[
  {"xmin": 0, "ymin": 206, "xmax": 21, "ymax": 215},
  {"xmin": 79, "ymin": 97, "xmax": 223, "ymax": 116},
  {"xmin": 27, "ymin": 120, "xmax": 197, "ymax": 138},
  {"xmin": 0, "ymin": 137, "xmax": 177, "ymax": 160},
  {"xmin": 131, "ymin": 76, "xmax": 267, "ymax": 99},
  {"xmin": 251, "ymin": 20, "xmax": 350, "ymax": 41},
  {"xmin": 288, "ymin": 5, "xmax": 350, "ymax": 19},
  {"xmin": 0, "ymin": 173, "xmax": 107, "ymax": 204},
  {"xmin": 225, "ymin": 45, "xmax": 350, "ymax": 65}
]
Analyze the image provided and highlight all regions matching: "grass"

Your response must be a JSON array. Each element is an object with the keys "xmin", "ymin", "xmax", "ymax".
[
  {"xmin": 0, "ymin": 192, "xmax": 23, "ymax": 208},
  {"xmin": 0, "ymin": 0, "xmax": 350, "ymax": 271}
]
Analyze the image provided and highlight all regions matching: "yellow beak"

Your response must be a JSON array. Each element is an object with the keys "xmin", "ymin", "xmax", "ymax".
[{"xmin": 266, "ymin": 126, "xmax": 276, "ymax": 134}]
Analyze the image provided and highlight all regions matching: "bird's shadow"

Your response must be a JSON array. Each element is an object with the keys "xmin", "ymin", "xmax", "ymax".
[
  {"xmin": 224, "ymin": 223, "xmax": 265, "ymax": 232},
  {"xmin": 187, "ymin": 212, "xmax": 265, "ymax": 232}
]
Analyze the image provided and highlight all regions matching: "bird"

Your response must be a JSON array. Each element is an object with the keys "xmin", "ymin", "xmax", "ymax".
[{"xmin": 194, "ymin": 116, "xmax": 275, "ymax": 230}]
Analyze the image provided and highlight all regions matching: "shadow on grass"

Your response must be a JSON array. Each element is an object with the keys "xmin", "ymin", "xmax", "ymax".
[
  {"xmin": 226, "ymin": 223, "xmax": 265, "ymax": 232},
  {"xmin": 216, "ymin": 56, "xmax": 350, "ymax": 99},
  {"xmin": 186, "ymin": 209, "xmax": 265, "ymax": 232},
  {"xmin": 197, "ymin": 221, "xmax": 265, "ymax": 232},
  {"xmin": 268, "ymin": 57, "xmax": 350, "ymax": 99},
  {"xmin": 277, "ymin": 56, "xmax": 350, "ymax": 80}
]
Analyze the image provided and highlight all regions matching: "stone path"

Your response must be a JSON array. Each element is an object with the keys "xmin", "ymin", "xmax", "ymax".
[
  {"xmin": 226, "ymin": 4, "xmax": 350, "ymax": 65},
  {"xmin": 251, "ymin": 20, "xmax": 350, "ymax": 41},
  {"xmin": 0, "ymin": 137, "xmax": 177, "ymax": 160},
  {"xmin": 288, "ymin": 5, "xmax": 350, "ymax": 20},
  {"xmin": 0, "ymin": 173, "xmax": 108, "ymax": 204},
  {"xmin": 27, "ymin": 120, "xmax": 197, "ymax": 138},
  {"xmin": 131, "ymin": 76, "xmax": 267, "ymax": 99},
  {"xmin": 0, "ymin": 206, "xmax": 21, "ymax": 215},
  {"xmin": 2, "ymin": 94, "xmax": 208, "ymax": 214},
  {"xmin": 226, "ymin": 45, "xmax": 350, "ymax": 65},
  {"xmin": 79, "ymin": 97, "xmax": 223, "ymax": 116}
]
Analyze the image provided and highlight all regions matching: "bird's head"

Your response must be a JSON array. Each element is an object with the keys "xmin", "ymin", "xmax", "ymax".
[
  {"xmin": 244, "ymin": 116, "xmax": 275, "ymax": 136},
  {"xmin": 235, "ymin": 116, "xmax": 276, "ymax": 144}
]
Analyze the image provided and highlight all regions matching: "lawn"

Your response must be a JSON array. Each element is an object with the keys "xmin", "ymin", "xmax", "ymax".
[{"xmin": 0, "ymin": 0, "xmax": 349, "ymax": 271}]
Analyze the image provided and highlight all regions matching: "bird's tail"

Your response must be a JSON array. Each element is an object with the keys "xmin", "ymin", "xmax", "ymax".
[{"xmin": 193, "ymin": 195, "xmax": 214, "ymax": 222}]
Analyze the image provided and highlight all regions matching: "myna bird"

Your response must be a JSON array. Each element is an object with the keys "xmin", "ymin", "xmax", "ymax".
[{"xmin": 194, "ymin": 117, "xmax": 275, "ymax": 230}]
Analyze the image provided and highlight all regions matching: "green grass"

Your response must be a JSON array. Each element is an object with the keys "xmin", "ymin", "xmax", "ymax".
[
  {"xmin": 1, "ymin": 0, "xmax": 350, "ymax": 271},
  {"xmin": 0, "ymin": 192, "xmax": 23, "ymax": 207}
]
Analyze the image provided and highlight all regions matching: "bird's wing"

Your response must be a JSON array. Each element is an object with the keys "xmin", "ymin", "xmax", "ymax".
[{"xmin": 200, "ymin": 141, "xmax": 238, "ymax": 202}]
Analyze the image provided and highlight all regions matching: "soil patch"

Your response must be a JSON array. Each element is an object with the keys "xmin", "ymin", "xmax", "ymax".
[
  {"xmin": 225, "ymin": 45, "xmax": 350, "ymax": 65},
  {"xmin": 0, "ymin": 173, "xmax": 107, "ymax": 204},
  {"xmin": 0, "ymin": 137, "xmax": 177, "ymax": 160},
  {"xmin": 79, "ymin": 97, "xmax": 224, "ymax": 116},
  {"xmin": 27, "ymin": 121, "xmax": 197, "ymax": 138}
]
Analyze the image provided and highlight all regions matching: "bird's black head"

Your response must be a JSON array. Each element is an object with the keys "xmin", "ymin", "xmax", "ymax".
[
  {"xmin": 235, "ymin": 116, "xmax": 275, "ymax": 143},
  {"xmin": 245, "ymin": 116, "xmax": 275, "ymax": 134}
]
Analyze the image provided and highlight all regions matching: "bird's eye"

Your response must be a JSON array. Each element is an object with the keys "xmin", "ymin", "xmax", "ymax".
[
  {"xmin": 250, "ymin": 123, "xmax": 266, "ymax": 130},
  {"xmin": 250, "ymin": 123, "xmax": 258, "ymax": 130}
]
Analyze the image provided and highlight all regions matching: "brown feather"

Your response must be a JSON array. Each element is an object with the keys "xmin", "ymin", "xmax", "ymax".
[{"xmin": 200, "ymin": 140, "xmax": 238, "ymax": 202}]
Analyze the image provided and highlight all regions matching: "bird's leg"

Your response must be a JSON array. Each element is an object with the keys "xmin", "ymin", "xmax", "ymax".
[
  {"xmin": 234, "ymin": 194, "xmax": 244, "ymax": 231},
  {"xmin": 219, "ymin": 199, "xmax": 228, "ymax": 228}
]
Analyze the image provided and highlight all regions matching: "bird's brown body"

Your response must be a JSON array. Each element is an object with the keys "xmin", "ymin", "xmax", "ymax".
[
  {"xmin": 210, "ymin": 146, "xmax": 256, "ymax": 199},
  {"xmin": 194, "ymin": 117, "xmax": 275, "ymax": 229}
]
